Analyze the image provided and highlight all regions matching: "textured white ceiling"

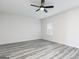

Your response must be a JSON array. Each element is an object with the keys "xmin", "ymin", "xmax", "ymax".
[{"xmin": 0, "ymin": 0, "xmax": 79, "ymax": 19}]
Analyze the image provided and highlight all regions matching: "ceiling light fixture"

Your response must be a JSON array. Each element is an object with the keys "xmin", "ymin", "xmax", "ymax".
[
  {"xmin": 40, "ymin": 7, "xmax": 44, "ymax": 11},
  {"xmin": 30, "ymin": 0, "xmax": 54, "ymax": 13}
]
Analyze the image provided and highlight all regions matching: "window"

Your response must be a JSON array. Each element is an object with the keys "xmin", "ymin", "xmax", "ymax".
[{"xmin": 47, "ymin": 23, "xmax": 53, "ymax": 35}]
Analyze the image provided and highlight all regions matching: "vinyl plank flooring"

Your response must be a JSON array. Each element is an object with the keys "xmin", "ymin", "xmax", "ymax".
[{"xmin": 0, "ymin": 39, "xmax": 79, "ymax": 59}]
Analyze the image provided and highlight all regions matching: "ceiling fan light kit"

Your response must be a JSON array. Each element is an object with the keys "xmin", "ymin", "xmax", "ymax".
[
  {"xmin": 30, "ymin": 0, "xmax": 54, "ymax": 13},
  {"xmin": 40, "ymin": 7, "xmax": 44, "ymax": 11}
]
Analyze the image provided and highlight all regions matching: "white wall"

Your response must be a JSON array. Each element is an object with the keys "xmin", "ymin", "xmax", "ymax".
[
  {"xmin": 41, "ymin": 13, "xmax": 66, "ymax": 43},
  {"xmin": 0, "ymin": 14, "xmax": 41, "ymax": 44},
  {"xmin": 66, "ymin": 8, "xmax": 79, "ymax": 48},
  {"xmin": 42, "ymin": 8, "xmax": 79, "ymax": 48}
]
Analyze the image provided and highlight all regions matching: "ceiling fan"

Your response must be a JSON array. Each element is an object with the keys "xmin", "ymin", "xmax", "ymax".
[{"xmin": 30, "ymin": 0, "xmax": 54, "ymax": 13}]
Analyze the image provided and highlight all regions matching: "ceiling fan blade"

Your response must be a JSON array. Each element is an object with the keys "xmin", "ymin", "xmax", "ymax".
[
  {"xmin": 44, "ymin": 6, "xmax": 54, "ymax": 8},
  {"xmin": 41, "ymin": 0, "xmax": 45, "ymax": 5},
  {"xmin": 36, "ymin": 9, "xmax": 40, "ymax": 12},
  {"xmin": 44, "ymin": 9, "xmax": 48, "ymax": 13},
  {"xmin": 31, "ymin": 4, "xmax": 40, "ymax": 7}
]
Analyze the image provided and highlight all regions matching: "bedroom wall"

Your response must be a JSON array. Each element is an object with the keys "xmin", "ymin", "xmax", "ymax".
[
  {"xmin": 41, "ymin": 12, "xmax": 66, "ymax": 44},
  {"xmin": 41, "ymin": 7, "xmax": 79, "ymax": 48},
  {"xmin": 0, "ymin": 14, "xmax": 41, "ymax": 44}
]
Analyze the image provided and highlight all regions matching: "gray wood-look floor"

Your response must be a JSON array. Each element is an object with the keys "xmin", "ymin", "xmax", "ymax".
[{"xmin": 0, "ymin": 39, "xmax": 79, "ymax": 59}]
